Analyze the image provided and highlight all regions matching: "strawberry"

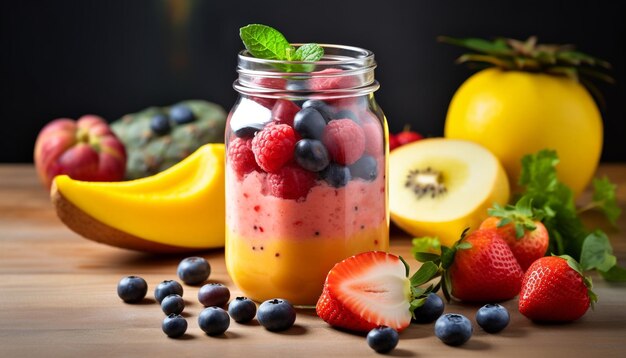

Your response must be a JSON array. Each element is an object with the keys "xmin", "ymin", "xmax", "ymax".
[
  {"xmin": 388, "ymin": 134, "xmax": 400, "ymax": 151},
  {"xmin": 395, "ymin": 130, "xmax": 423, "ymax": 146},
  {"xmin": 415, "ymin": 228, "xmax": 524, "ymax": 303},
  {"xmin": 322, "ymin": 119, "xmax": 365, "ymax": 165},
  {"xmin": 316, "ymin": 251, "xmax": 440, "ymax": 333},
  {"xmin": 480, "ymin": 197, "xmax": 549, "ymax": 271},
  {"xmin": 519, "ymin": 255, "xmax": 596, "ymax": 322}
]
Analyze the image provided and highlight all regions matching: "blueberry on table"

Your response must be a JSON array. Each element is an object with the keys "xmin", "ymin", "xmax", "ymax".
[
  {"xmin": 150, "ymin": 114, "xmax": 171, "ymax": 136},
  {"xmin": 161, "ymin": 294, "xmax": 185, "ymax": 315},
  {"xmin": 412, "ymin": 292, "xmax": 444, "ymax": 324},
  {"xmin": 294, "ymin": 107, "xmax": 327, "ymax": 139},
  {"xmin": 162, "ymin": 313, "xmax": 187, "ymax": 338},
  {"xmin": 366, "ymin": 326, "xmax": 399, "ymax": 353},
  {"xmin": 302, "ymin": 100, "xmax": 333, "ymax": 122},
  {"xmin": 321, "ymin": 163, "xmax": 351, "ymax": 187},
  {"xmin": 198, "ymin": 283, "xmax": 230, "ymax": 307},
  {"xmin": 154, "ymin": 280, "xmax": 184, "ymax": 303},
  {"xmin": 475, "ymin": 303, "xmax": 510, "ymax": 333},
  {"xmin": 117, "ymin": 276, "xmax": 148, "ymax": 303},
  {"xmin": 198, "ymin": 307, "xmax": 230, "ymax": 336},
  {"xmin": 177, "ymin": 256, "xmax": 211, "ymax": 286},
  {"xmin": 349, "ymin": 155, "xmax": 378, "ymax": 181},
  {"xmin": 228, "ymin": 297, "xmax": 257, "ymax": 323},
  {"xmin": 295, "ymin": 139, "xmax": 330, "ymax": 172},
  {"xmin": 257, "ymin": 298, "xmax": 296, "ymax": 332},
  {"xmin": 434, "ymin": 313, "xmax": 473, "ymax": 346},
  {"xmin": 169, "ymin": 104, "xmax": 195, "ymax": 124}
]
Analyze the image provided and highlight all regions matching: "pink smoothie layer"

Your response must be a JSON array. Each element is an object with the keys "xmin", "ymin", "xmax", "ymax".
[{"xmin": 226, "ymin": 164, "xmax": 386, "ymax": 240}]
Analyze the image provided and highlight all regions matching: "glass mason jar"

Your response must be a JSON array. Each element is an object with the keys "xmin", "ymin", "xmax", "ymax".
[{"xmin": 225, "ymin": 44, "xmax": 389, "ymax": 306}]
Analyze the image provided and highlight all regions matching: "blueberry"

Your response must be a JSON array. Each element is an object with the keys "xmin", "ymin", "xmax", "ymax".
[
  {"xmin": 150, "ymin": 114, "xmax": 171, "ymax": 136},
  {"xmin": 333, "ymin": 109, "xmax": 360, "ymax": 123},
  {"xmin": 198, "ymin": 283, "xmax": 230, "ymax": 307},
  {"xmin": 434, "ymin": 313, "xmax": 473, "ymax": 346},
  {"xmin": 302, "ymin": 100, "xmax": 333, "ymax": 122},
  {"xmin": 177, "ymin": 256, "xmax": 211, "ymax": 286},
  {"xmin": 349, "ymin": 155, "xmax": 378, "ymax": 181},
  {"xmin": 161, "ymin": 294, "xmax": 185, "ymax": 315},
  {"xmin": 198, "ymin": 307, "xmax": 230, "ymax": 336},
  {"xmin": 294, "ymin": 107, "xmax": 327, "ymax": 139},
  {"xmin": 169, "ymin": 104, "xmax": 195, "ymax": 124},
  {"xmin": 117, "ymin": 276, "xmax": 148, "ymax": 303},
  {"xmin": 412, "ymin": 293, "xmax": 445, "ymax": 324},
  {"xmin": 228, "ymin": 297, "xmax": 257, "ymax": 323},
  {"xmin": 286, "ymin": 81, "xmax": 310, "ymax": 92},
  {"xmin": 162, "ymin": 314, "xmax": 187, "ymax": 338},
  {"xmin": 321, "ymin": 163, "xmax": 351, "ymax": 187},
  {"xmin": 295, "ymin": 139, "xmax": 330, "ymax": 172},
  {"xmin": 475, "ymin": 303, "xmax": 510, "ymax": 333},
  {"xmin": 257, "ymin": 298, "xmax": 296, "ymax": 332},
  {"xmin": 154, "ymin": 280, "xmax": 183, "ymax": 303},
  {"xmin": 366, "ymin": 326, "xmax": 399, "ymax": 353}
]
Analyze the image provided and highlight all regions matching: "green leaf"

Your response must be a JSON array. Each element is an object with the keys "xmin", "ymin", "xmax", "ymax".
[
  {"xmin": 411, "ymin": 237, "xmax": 441, "ymax": 257},
  {"xmin": 456, "ymin": 242, "xmax": 472, "ymax": 250},
  {"xmin": 239, "ymin": 24, "xmax": 292, "ymax": 60},
  {"xmin": 294, "ymin": 43, "xmax": 324, "ymax": 62},
  {"xmin": 399, "ymin": 256, "xmax": 410, "ymax": 277},
  {"xmin": 599, "ymin": 264, "xmax": 626, "ymax": 282},
  {"xmin": 414, "ymin": 252, "xmax": 440, "ymax": 264},
  {"xmin": 580, "ymin": 231, "xmax": 617, "ymax": 272},
  {"xmin": 409, "ymin": 261, "xmax": 440, "ymax": 286},
  {"xmin": 438, "ymin": 36, "xmax": 512, "ymax": 56},
  {"xmin": 442, "ymin": 270, "xmax": 452, "ymax": 302},
  {"xmin": 441, "ymin": 246, "xmax": 456, "ymax": 269},
  {"xmin": 591, "ymin": 177, "xmax": 621, "ymax": 225}
]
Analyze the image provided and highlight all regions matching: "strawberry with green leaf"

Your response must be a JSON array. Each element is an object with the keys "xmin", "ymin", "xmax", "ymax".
[
  {"xmin": 415, "ymin": 228, "xmax": 524, "ymax": 303},
  {"xmin": 315, "ymin": 251, "xmax": 440, "ymax": 332},
  {"xmin": 519, "ymin": 255, "xmax": 597, "ymax": 322},
  {"xmin": 480, "ymin": 196, "xmax": 550, "ymax": 271}
]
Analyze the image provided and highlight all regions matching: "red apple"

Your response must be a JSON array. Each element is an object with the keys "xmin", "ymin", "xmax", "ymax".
[{"xmin": 34, "ymin": 115, "xmax": 127, "ymax": 190}]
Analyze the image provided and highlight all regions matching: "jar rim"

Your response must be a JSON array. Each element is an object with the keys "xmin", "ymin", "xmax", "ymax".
[{"xmin": 237, "ymin": 43, "xmax": 375, "ymax": 69}]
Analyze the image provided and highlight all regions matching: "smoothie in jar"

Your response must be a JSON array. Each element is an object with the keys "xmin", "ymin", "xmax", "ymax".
[{"xmin": 225, "ymin": 44, "xmax": 389, "ymax": 306}]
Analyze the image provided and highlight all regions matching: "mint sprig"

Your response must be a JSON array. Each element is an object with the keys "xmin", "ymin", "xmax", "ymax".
[
  {"xmin": 239, "ymin": 24, "xmax": 324, "ymax": 72},
  {"xmin": 517, "ymin": 149, "xmax": 625, "ymax": 281}
]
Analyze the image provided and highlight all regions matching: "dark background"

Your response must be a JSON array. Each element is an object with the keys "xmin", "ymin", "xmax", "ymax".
[{"xmin": 2, "ymin": 0, "xmax": 625, "ymax": 163}]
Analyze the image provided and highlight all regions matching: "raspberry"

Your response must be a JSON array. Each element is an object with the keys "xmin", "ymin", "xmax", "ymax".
[
  {"xmin": 272, "ymin": 99, "xmax": 301, "ymax": 126},
  {"xmin": 310, "ymin": 68, "xmax": 355, "ymax": 90},
  {"xmin": 227, "ymin": 137, "xmax": 258, "ymax": 178},
  {"xmin": 322, "ymin": 119, "xmax": 365, "ymax": 165},
  {"xmin": 362, "ymin": 122, "xmax": 383, "ymax": 156},
  {"xmin": 267, "ymin": 165, "xmax": 316, "ymax": 200},
  {"xmin": 252, "ymin": 124, "xmax": 297, "ymax": 173}
]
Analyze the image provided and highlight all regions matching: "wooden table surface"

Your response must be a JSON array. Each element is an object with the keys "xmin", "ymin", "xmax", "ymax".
[{"xmin": 1, "ymin": 164, "xmax": 625, "ymax": 358}]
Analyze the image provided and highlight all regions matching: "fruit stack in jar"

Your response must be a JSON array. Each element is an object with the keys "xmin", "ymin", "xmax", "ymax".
[{"xmin": 225, "ymin": 69, "xmax": 388, "ymax": 305}]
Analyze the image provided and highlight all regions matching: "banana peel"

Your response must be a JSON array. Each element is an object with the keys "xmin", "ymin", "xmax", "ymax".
[{"xmin": 51, "ymin": 144, "xmax": 225, "ymax": 253}]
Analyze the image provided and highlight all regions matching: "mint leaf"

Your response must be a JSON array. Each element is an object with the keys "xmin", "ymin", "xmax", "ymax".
[
  {"xmin": 411, "ymin": 236, "xmax": 441, "ymax": 256},
  {"xmin": 580, "ymin": 231, "xmax": 617, "ymax": 272},
  {"xmin": 239, "ymin": 24, "xmax": 292, "ymax": 60},
  {"xmin": 295, "ymin": 43, "xmax": 324, "ymax": 61},
  {"xmin": 591, "ymin": 177, "xmax": 621, "ymax": 225}
]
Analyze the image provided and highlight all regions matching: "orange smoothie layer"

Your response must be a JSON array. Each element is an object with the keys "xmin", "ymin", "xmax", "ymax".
[{"xmin": 225, "ymin": 224, "xmax": 389, "ymax": 305}]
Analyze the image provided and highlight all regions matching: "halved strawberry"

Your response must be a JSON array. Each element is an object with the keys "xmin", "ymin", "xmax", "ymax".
[{"xmin": 316, "ymin": 251, "xmax": 438, "ymax": 333}]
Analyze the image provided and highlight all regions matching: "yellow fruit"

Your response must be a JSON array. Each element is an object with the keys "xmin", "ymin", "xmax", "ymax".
[
  {"xmin": 51, "ymin": 143, "xmax": 225, "ymax": 253},
  {"xmin": 444, "ymin": 68, "xmax": 603, "ymax": 197},
  {"xmin": 389, "ymin": 138, "xmax": 509, "ymax": 247}
]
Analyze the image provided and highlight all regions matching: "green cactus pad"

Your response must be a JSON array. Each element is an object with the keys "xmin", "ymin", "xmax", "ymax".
[{"xmin": 112, "ymin": 100, "xmax": 226, "ymax": 179}]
